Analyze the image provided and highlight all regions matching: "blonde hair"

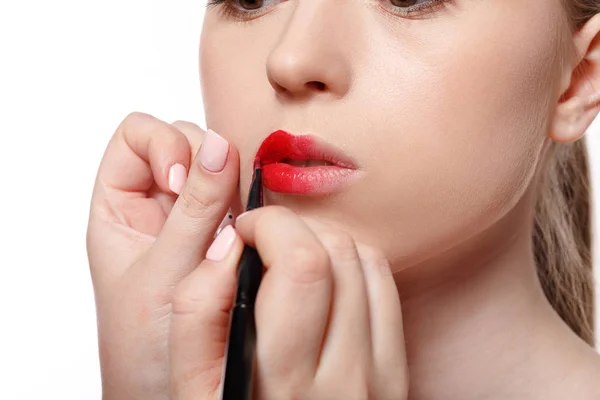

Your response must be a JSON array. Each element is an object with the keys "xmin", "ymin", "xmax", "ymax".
[{"xmin": 534, "ymin": 1, "xmax": 597, "ymax": 346}]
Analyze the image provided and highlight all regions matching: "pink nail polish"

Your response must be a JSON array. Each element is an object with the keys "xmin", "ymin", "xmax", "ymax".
[
  {"xmin": 206, "ymin": 225, "xmax": 236, "ymax": 262},
  {"xmin": 199, "ymin": 129, "xmax": 229, "ymax": 172},
  {"xmin": 168, "ymin": 163, "xmax": 187, "ymax": 195}
]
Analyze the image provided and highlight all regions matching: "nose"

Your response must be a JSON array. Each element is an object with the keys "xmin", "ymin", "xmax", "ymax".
[{"xmin": 266, "ymin": 2, "xmax": 357, "ymax": 100}]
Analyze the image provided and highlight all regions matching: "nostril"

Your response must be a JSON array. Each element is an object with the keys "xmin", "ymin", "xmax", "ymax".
[{"xmin": 307, "ymin": 81, "xmax": 326, "ymax": 91}]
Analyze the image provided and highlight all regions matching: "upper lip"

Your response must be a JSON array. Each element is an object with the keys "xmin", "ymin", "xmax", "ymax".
[{"xmin": 256, "ymin": 130, "xmax": 358, "ymax": 169}]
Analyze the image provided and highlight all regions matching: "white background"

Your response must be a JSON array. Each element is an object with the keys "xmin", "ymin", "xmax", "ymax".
[{"xmin": 0, "ymin": 1, "xmax": 599, "ymax": 399}]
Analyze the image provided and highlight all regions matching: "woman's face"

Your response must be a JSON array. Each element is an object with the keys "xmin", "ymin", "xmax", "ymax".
[{"xmin": 200, "ymin": 0, "xmax": 568, "ymax": 271}]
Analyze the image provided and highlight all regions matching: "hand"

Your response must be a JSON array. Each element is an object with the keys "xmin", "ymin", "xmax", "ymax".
[
  {"xmin": 87, "ymin": 112, "xmax": 239, "ymax": 399},
  {"xmin": 168, "ymin": 206, "xmax": 408, "ymax": 400}
]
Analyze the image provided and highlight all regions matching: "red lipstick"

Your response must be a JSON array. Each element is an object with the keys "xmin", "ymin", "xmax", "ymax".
[{"xmin": 255, "ymin": 130, "xmax": 360, "ymax": 195}]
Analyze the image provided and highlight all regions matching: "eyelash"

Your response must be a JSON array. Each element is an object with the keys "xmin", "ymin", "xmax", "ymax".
[
  {"xmin": 206, "ymin": 0, "xmax": 268, "ymax": 21},
  {"xmin": 382, "ymin": 0, "xmax": 449, "ymax": 18},
  {"xmin": 206, "ymin": 0, "xmax": 450, "ymax": 22}
]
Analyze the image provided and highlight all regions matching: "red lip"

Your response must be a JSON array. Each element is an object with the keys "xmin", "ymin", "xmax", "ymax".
[{"xmin": 255, "ymin": 130, "xmax": 360, "ymax": 195}]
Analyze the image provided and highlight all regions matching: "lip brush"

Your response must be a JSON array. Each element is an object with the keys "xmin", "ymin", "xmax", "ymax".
[{"xmin": 220, "ymin": 160, "xmax": 264, "ymax": 400}]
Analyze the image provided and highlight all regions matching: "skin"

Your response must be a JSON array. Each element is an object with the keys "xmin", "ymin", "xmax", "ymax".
[
  {"xmin": 88, "ymin": 116, "xmax": 407, "ymax": 400},
  {"xmin": 87, "ymin": 0, "xmax": 600, "ymax": 399},
  {"xmin": 201, "ymin": 0, "xmax": 600, "ymax": 398}
]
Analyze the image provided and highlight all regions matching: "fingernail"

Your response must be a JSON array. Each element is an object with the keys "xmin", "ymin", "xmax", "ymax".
[
  {"xmin": 168, "ymin": 163, "xmax": 187, "ymax": 195},
  {"xmin": 199, "ymin": 129, "xmax": 229, "ymax": 172},
  {"xmin": 206, "ymin": 225, "xmax": 236, "ymax": 262}
]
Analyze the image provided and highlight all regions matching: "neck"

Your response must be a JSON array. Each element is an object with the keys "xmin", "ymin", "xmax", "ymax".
[{"xmin": 394, "ymin": 186, "xmax": 597, "ymax": 400}]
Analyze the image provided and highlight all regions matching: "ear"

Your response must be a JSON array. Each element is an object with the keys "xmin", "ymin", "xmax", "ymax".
[{"xmin": 550, "ymin": 13, "xmax": 600, "ymax": 143}]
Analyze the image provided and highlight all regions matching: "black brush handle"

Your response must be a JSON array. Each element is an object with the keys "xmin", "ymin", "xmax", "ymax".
[
  {"xmin": 220, "ymin": 166, "xmax": 263, "ymax": 400},
  {"xmin": 221, "ymin": 246, "xmax": 262, "ymax": 400}
]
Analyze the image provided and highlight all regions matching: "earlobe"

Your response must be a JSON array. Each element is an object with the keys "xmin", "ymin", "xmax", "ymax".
[{"xmin": 549, "ymin": 13, "xmax": 600, "ymax": 143}]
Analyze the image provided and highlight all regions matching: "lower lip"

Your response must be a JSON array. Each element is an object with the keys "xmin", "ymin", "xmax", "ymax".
[{"xmin": 262, "ymin": 163, "xmax": 359, "ymax": 195}]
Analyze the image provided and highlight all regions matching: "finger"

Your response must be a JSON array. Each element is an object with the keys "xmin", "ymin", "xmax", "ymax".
[
  {"xmin": 355, "ymin": 243, "xmax": 408, "ymax": 399},
  {"xmin": 234, "ymin": 206, "xmax": 332, "ymax": 391},
  {"xmin": 88, "ymin": 112, "xmax": 195, "ymax": 272},
  {"xmin": 153, "ymin": 120, "xmax": 205, "ymax": 216},
  {"xmin": 97, "ymin": 112, "xmax": 192, "ymax": 196},
  {"xmin": 301, "ymin": 219, "xmax": 372, "ymax": 378},
  {"xmin": 171, "ymin": 120, "xmax": 204, "ymax": 156},
  {"xmin": 170, "ymin": 226, "xmax": 244, "ymax": 400},
  {"xmin": 147, "ymin": 128, "xmax": 240, "ymax": 284},
  {"xmin": 171, "ymin": 121, "xmax": 235, "ymax": 237}
]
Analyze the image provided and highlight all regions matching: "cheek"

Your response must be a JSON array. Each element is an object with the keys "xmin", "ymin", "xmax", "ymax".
[
  {"xmin": 200, "ymin": 21, "xmax": 269, "ymax": 146},
  {"xmin": 355, "ymin": 1, "xmax": 563, "ymax": 265}
]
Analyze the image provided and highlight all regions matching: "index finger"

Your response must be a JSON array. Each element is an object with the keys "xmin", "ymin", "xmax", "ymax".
[
  {"xmin": 234, "ymin": 206, "xmax": 333, "ymax": 390},
  {"xmin": 97, "ymin": 112, "xmax": 193, "ymax": 194},
  {"xmin": 172, "ymin": 120, "xmax": 204, "ymax": 157}
]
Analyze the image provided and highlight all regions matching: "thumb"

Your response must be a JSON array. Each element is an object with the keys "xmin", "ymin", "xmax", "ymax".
[
  {"xmin": 169, "ymin": 225, "xmax": 244, "ymax": 400},
  {"xmin": 145, "ymin": 128, "xmax": 240, "ymax": 285}
]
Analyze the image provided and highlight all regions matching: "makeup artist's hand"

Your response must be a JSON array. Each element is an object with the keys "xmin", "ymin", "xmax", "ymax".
[
  {"xmin": 86, "ymin": 112, "xmax": 239, "ymax": 400},
  {"xmin": 169, "ymin": 207, "xmax": 408, "ymax": 400}
]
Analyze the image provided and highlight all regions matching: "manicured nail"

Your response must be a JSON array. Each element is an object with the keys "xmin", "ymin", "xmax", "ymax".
[
  {"xmin": 206, "ymin": 225, "xmax": 236, "ymax": 262},
  {"xmin": 199, "ymin": 129, "xmax": 229, "ymax": 172},
  {"xmin": 168, "ymin": 163, "xmax": 187, "ymax": 195}
]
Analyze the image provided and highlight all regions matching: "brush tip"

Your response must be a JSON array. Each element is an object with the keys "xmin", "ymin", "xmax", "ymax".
[{"xmin": 253, "ymin": 157, "xmax": 262, "ymax": 170}]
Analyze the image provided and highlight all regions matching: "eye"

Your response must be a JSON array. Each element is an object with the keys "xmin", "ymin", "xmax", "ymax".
[
  {"xmin": 391, "ymin": 0, "xmax": 419, "ymax": 6},
  {"xmin": 206, "ymin": 0, "xmax": 282, "ymax": 21},
  {"xmin": 381, "ymin": 0, "xmax": 449, "ymax": 18},
  {"xmin": 237, "ymin": 0, "xmax": 263, "ymax": 10}
]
